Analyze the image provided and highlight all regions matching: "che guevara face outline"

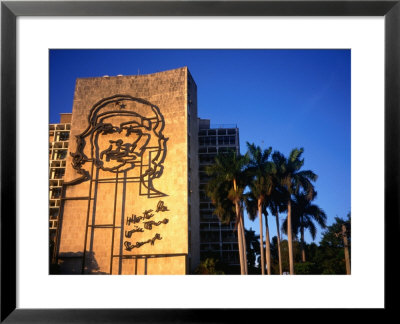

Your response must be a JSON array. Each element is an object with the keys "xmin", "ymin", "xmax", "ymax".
[
  {"xmin": 92, "ymin": 113, "xmax": 152, "ymax": 173},
  {"xmin": 68, "ymin": 95, "xmax": 168, "ymax": 197}
]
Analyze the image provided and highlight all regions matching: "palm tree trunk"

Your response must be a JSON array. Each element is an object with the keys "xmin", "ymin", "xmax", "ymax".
[
  {"xmin": 275, "ymin": 211, "xmax": 283, "ymax": 275},
  {"xmin": 240, "ymin": 211, "xmax": 248, "ymax": 274},
  {"xmin": 287, "ymin": 199, "xmax": 295, "ymax": 275},
  {"xmin": 301, "ymin": 226, "xmax": 306, "ymax": 262},
  {"xmin": 342, "ymin": 224, "xmax": 351, "ymax": 274},
  {"xmin": 233, "ymin": 178, "xmax": 245, "ymax": 275},
  {"xmin": 236, "ymin": 202, "xmax": 245, "ymax": 275},
  {"xmin": 264, "ymin": 214, "xmax": 272, "ymax": 275},
  {"xmin": 258, "ymin": 199, "xmax": 265, "ymax": 275}
]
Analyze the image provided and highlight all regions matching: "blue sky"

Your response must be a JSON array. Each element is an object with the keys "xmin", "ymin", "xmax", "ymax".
[{"xmin": 50, "ymin": 49, "xmax": 351, "ymax": 244}]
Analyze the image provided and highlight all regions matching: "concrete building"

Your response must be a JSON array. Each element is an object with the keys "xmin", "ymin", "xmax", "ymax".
[
  {"xmin": 51, "ymin": 67, "xmax": 243, "ymax": 274},
  {"xmin": 49, "ymin": 113, "xmax": 72, "ymax": 243},
  {"xmin": 197, "ymin": 119, "xmax": 241, "ymax": 269},
  {"xmin": 54, "ymin": 67, "xmax": 200, "ymax": 275}
]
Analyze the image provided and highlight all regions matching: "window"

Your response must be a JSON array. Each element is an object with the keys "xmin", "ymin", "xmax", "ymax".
[
  {"xmin": 49, "ymin": 209, "xmax": 58, "ymax": 219},
  {"xmin": 199, "ymin": 155, "xmax": 214, "ymax": 164},
  {"xmin": 199, "ymin": 136, "xmax": 217, "ymax": 146},
  {"xmin": 200, "ymin": 203, "xmax": 209, "ymax": 209},
  {"xmin": 57, "ymin": 150, "xmax": 67, "ymax": 160},
  {"xmin": 51, "ymin": 188, "xmax": 62, "ymax": 199},
  {"xmin": 54, "ymin": 169, "xmax": 65, "ymax": 179},
  {"xmin": 58, "ymin": 131, "xmax": 70, "ymax": 141}
]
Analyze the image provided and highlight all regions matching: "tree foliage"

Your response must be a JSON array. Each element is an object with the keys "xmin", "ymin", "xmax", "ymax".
[
  {"xmin": 267, "ymin": 211, "xmax": 351, "ymax": 275},
  {"xmin": 244, "ymin": 228, "xmax": 261, "ymax": 271},
  {"xmin": 314, "ymin": 213, "xmax": 351, "ymax": 274},
  {"xmin": 201, "ymin": 144, "xmax": 348, "ymax": 275},
  {"xmin": 285, "ymin": 192, "xmax": 327, "ymax": 240},
  {"xmin": 194, "ymin": 258, "xmax": 225, "ymax": 275},
  {"xmin": 205, "ymin": 150, "xmax": 250, "ymax": 274}
]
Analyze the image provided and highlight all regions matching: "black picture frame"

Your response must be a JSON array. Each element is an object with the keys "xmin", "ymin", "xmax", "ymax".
[{"xmin": 1, "ymin": 0, "xmax": 399, "ymax": 322}]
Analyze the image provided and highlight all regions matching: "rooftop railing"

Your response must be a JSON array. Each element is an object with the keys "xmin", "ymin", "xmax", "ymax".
[{"xmin": 210, "ymin": 123, "xmax": 237, "ymax": 129}]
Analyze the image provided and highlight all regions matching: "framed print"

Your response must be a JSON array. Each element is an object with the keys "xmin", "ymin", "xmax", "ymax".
[{"xmin": 1, "ymin": 0, "xmax": 399, "ymax": 322}]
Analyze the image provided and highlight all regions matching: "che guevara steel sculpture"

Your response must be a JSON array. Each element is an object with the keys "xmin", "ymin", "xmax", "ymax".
[
  {"xmin": 67, "ymin": 94, "xmax": 168, "ymax": 196},
  {"xmin": 64, "ymin": 94, "xmax": 169, "ymax": 262}
]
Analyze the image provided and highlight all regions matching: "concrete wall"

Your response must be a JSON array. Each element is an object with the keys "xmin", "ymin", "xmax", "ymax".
[
  {"xmin": 59, "ymin": 113, "xmax": 72, "ymax": 124},
  {"xmin": 57, "ymin": 67, "xmax": 198, "ymax": 275},
  {"xmin": 187, "ymin": 71, "xmax": 200, "ymax": 273}
]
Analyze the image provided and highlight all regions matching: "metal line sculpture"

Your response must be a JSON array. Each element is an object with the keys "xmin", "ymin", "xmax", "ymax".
[
  {"xmin": 143, "ymin": 219, "xmax": 169, "ymax": 230},
  {"xmin": 58, "ymin": 94, "xmax": 171, "ymax": 274},
  {"xmin": 66, "ymin": 94, "xmax": 168, "ymax": 198},
  {"xmin": 124, "ymin": 234, "xmax": 162, "ymax": 251},
  {"xmin": 126, "ymin": 210, "xmax": 155, "ymax": 226},
  {"xmin": 124, "ymin": 226, "xmax": 144, "ymax": 239},
  {"xmin": 124, "ymin": 201, "xmax": 169, "ymax": 251}
]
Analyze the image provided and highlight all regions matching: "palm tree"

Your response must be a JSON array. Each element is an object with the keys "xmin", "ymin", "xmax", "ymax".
[
  {"xmin": 244, "ymin": 191, "xmax": 266, "ymax": 273},
  {"xmin": 206, "ymin": 150, "xmax": 250, "ymax": 275},
  {"xmin": 272, "ymin": 148, "xmax": 317, "ymax": 275},
  {"xmin": 269, "ymin": 187, "xmax": 287, "ymax": 275},
  {"xmin": 287, "ymin": 192, "xmax": 327, "ymax": 262},
  {"xmin": 239, "ymin": 203, "xmax": 248, "ymax": 275},
  {"xmin": 244, "ymin": 227, "xmax": 261, "ymax": 272},
  {"xmin": 245, "ymin": 143, "xmax": 273, "ymax": 275}
]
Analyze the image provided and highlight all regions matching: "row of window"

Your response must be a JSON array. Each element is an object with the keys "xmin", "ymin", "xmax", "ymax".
[
  {"xmin": 49, "ymin": 200, "xmax": 61, "ymax": 207},
  {"xmin": 200, "ymin": 243, "xmax": 238, "ymax": 252},
  {"xmin": 50, "ymin": 160, "xmax": 66, "ymax": 168},
  {"xmin": 50, "ymin": 141, "xmax": 69, "ymax": 149},
  {"xmin": 200, "ymin": 202, "xmax": 213, "ymax": 210},
  {"xmin": 200, "ymin": 231, "xmax": 237, "ymax": 243},
  {"xmin": 49, "ymin": 208, "xmax": 59, "ymax": 219},
  {"xmin": 49, "ymin": 220, "xmax": 58, "ymax": 229},
  {"xmin": 50, "ymin": 187, "xmax": 62, "ymax": 199},
  {"xmin": 199, "ymin": 128, "xmax": 236, "ymax": 136},
  {"xmin": 49, "ymin": 123, "xmax": 70, "ymax": 131},
  {"xmin": 199, "ymin": 135, "xmax": 236, "ymax": 146},
  {"xmin": 54, "ymin": 131, "xmax": 70, "ymax": 141},
  {"xmin": 199, "ymin": 155, "xmax": 216, "ymax": 165},
  {"xmin": 199, "ymin": 251, "xmax": 239, "ymax": 264},
  {"xmin": 49, "ymin": 179, "xmax": 63, "ymax": 187},
  {"xmin": 50, "ymin": 169, "xmax": 65, "ymax": 179},
  {"xmin": 198, "ymin": 146, "xmax": 237, "ymax": 154},
  {"xmin": 200, "ymin": 222, "xmax": 235, "ymax": 231}
]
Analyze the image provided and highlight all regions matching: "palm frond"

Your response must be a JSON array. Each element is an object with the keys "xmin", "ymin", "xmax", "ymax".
[
  {"xmin": 307, "ymin": 220, "xmax": 317, "ymax": 241},
  {"xmin": 243, "ymin": 192, "xmax": 258, "ymax": 221}
]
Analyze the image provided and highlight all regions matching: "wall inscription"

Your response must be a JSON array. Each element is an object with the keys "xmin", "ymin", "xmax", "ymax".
[{"xmin": 124, "ymin": 200, "xmax": 170, "ymax": 251}]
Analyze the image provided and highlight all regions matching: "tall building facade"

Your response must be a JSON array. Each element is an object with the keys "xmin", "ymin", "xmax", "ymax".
[
  {"xmin": 49, "ymin": 113, "xmax": 71, "ymax": 243},
  {"xmin": 198, "ymin": 119, "xmax": 240, "ymax": 269},
  {"xmin": 50, "ymin": 68, "xmax": 242, "ymax": 274},
  {"xmin": 54, "ymin": 67, "xmax": 200, "ymax": 275}
]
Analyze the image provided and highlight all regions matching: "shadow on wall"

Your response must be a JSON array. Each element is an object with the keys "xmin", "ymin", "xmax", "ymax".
[{"xmin": 54, "ymin": 251, "xmax": 107, "ymax": 275}]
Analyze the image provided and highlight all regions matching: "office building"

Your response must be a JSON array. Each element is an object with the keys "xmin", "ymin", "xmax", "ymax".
[
  {"xmin": 198, "ymin": 119, "xmax": 240, "ymax": 269},
  {"xmin": 54, "ymin": 67, "xmax": 200, "ymax": 275},
  {"xmin": 49, "ymin": 113, "xmax": 71, "ymax": 244},
  {"xmin": 50, "ymin": 67, "xmax": 242, "ymax": 275}
]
